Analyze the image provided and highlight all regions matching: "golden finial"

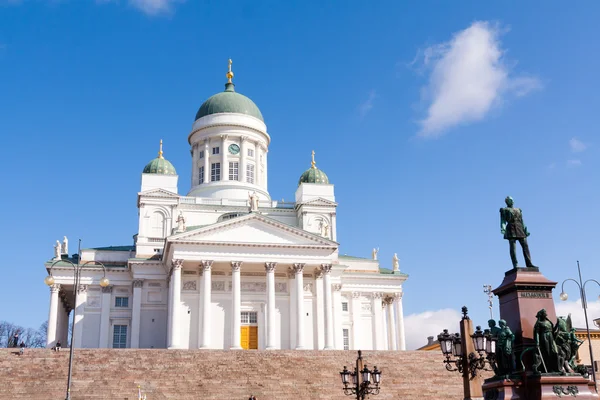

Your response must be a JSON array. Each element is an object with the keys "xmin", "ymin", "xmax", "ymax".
[
  {"xmin": 158, "ymin": 139, "xmax": 164, "ymax": 159},
  {"xmin": 311, "ymin": 150, "xmax": 316, "ymax": 169},
  {"xmin": 226, "ymin": 58, "xmax": 234, "ymax": 83}
]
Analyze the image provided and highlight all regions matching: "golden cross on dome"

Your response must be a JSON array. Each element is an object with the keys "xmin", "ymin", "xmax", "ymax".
[
  {"xmin": 158, "ymin": 139, "xmax": 164, "ymax": 159},
  {"xmin": 226, "ymin": 59, "xmax": 234, "ymax": 83},
  {"xmin": 311, "ymin": 150, "xmax": 316, "ymax": 169}
]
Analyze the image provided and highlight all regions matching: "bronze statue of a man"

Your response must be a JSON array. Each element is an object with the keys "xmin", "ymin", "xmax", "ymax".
[{"xmin": 500, "ymin": 196, "xmax": 536, "ymax": 269}]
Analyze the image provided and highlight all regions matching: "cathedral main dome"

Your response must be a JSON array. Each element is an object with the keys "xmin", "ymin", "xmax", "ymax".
[{"xmin": 195, "ymin": 82, "xmax": 264, "ymax": 122}]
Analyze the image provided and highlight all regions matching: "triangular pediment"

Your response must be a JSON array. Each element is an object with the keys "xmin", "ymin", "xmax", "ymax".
[
  {"xmin": 300, "ymin": 198, "xmax": 338, "ymax": 207},
  {"xmin": 168, "ymin": 213, "xmax": 338, "ymax": 248},
  {"xmin": 138, "ymin": 188, "xmax": 179, "ymax": 198}
]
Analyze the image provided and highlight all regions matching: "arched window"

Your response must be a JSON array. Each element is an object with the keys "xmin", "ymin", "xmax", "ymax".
[{"xmin": 150, "ymin": 212, "xmax": 166, "ymax": 238}]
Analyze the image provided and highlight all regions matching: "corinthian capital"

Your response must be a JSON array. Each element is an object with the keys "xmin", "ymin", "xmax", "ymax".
[
  {"xmin": 265, "ymin": 262, "xmax": 277, "ymax": 273},
  {"xmin": 172, "ymin": 259, "xmax": 184, "ymax": 270},
  {"xmin": 50, "ymin": 284, "xmax": 61, "ymax": 293},
  {"xmin": 201, "ymin": 260, "xmax": 213, "ymax": 272},
  {"xmin": 231, "ymin": 261, "xmax": 243, "ymax": 272},
  {"xmin": 291, "ymin": 263, "xmax": 305, "ymax": 274},
  {"xmin": 320, "ymin": 264, "xmax": 333, "ymax": 274}
]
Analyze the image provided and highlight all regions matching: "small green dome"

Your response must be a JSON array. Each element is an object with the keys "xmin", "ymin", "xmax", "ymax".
[
  {"xmin": 298, "ymin": 167, "xmax": 329, "ymax": 186},
  {"xmin": 143, "ymin": 141, "xmax": 177, "ymax": 175},
  {"xmin": 298, "ymin": 151, "xmax": 330, "ymax": 186},
  {"xmin": 143, "ymin": 157, "xmax": 177, "ymax": 175},
  {"xmin": 195, "ymin": 83, "xmax": 264, "ymax": 122}
]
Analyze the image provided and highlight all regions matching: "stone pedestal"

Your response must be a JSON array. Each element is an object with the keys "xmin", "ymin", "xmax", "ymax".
[
  {"xmin": 483, "ymin": 375, "xmax": 598, "ymax": 400},
  {"xmin": 493, "ymin": 267, "xmax": 557, "ymax": 348}
]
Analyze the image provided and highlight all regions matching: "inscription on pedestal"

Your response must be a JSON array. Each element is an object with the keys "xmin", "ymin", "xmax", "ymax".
[{"xmin": 519, "ymin": 291, "xmax": 551, "ymax": 299}]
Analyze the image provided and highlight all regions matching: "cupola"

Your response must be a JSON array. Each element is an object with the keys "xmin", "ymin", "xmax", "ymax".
[
  {"xmin": 143, "ymin": 140, "xmax": 177, "ymax": 175},
  {"xmin": 298, "ymin": 150, "xmax": 329, "ymax": 186}
]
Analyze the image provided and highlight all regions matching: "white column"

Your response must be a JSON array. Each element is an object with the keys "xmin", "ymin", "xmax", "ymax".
[
  {"xmin": 386, "ymin": 297, "xmax": 398, "ymax": 350},
  {"xmin": 330, "ymin": 213, "xmax": 337, "ymax": 242},
  {"xmin": 332, "ymin": 284, "xmax": 343, "ymax": 349},
  {"xmin": 350, "ymin": 292, "xmax": 361, "ymax": 350},
  {"xmin": 196, "ymin": 266, "xmax": 203, "ymax": 348},
  {"xmin": 371, "ymin": 292, "xmax": 384, "ymax": 350},
  {"xmin": 46, "ymin": 284, "xmax": 60, "ymax": 347},
  {"xmin": 314, "ymin": 271, "xmax": 325, "ymax": 350},
  {"xmin": 321, "ymin": 264, "xmax": 334, "ymax": 350},
  {"xmin": 394, "ymin": 293, "xmax": 406, "ymax": 350},
  {"xmin": 99, "ymin": 285, "xmax": 112, "ymax": 348},
  {"xmin": 191, "ymin": 143, "xmax": 198, "ymax": 187},
  {"xmin": 73, "ymin": 285, "xmax": 87, "ymax": 348},
  {"xmin": 167, "ymin": 276, "xmax": 173, "ymax": 346},
  {"xmin": 240, "ymin": 136, "xmax": 247, "ymax": 184},
  {"xmin": 168, "ymin": 259, "xmax": 183, "ymax": 349},
  {"xmin": 199, "ymin": 260, "xmax": 213, "ymax": 348},
  {"xmin": 203, "ymin": 140, "xmax": 210, "ymax": 183},
  {"xmin": 130, "ymin": 280, "xmax": 143, "ymax": 348},
  {"xmin": 221, "ymin": 135, "xmax": 228, "ymax": 181},
  {"xmin": 231, "ymin": 261, "xmax": 242, "ymax": 350},
  {"xmin": 381, "ymin": 302, "xmax": 390, "ymax": 350},
  {"xmin": 292, "ymin": 263, "xmax": 305, "ymax": 349},
  {"xmin": 265, "ymin": 262, "xmax": 277, "ymax": 350},
  {"xmin": 288, "ymin": 271, "xmax": 296, "ymax": 349},
  {"xmin": 263, "ymin": 146, "xmax": 268, "ymax": 189}
]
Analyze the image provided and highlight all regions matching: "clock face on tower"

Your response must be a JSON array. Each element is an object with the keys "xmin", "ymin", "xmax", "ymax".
[{"xmin": 228, "ymin": 144, "xmax": 240, "ymax": 155}]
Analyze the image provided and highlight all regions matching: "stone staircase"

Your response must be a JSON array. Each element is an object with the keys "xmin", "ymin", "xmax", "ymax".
[{"xmin": 0, "ymin": 349, "xmax": 466, "ymax": 399}]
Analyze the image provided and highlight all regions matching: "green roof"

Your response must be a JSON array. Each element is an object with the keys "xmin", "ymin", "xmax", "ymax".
[
  {"xmin": 298, "ymin": 167, "xmax": 329, "ymax": 186},
  {"xmin": 143, "ymin": 157, "xmax": 177, "ymax": 175},
  {"xmin": 89, "ymin": 245, "xmax": 135, "ymax": 252},
  {"xmin": 339, "ymin": 255, "xmax": 375, "ymax": 261},
  {"xmin": 195, "ymin": 83, "xmax": 264, "ymax": 122},
  {"xmin": 379, "ymin": 268, "xmax": 409, "ymax": 277}
]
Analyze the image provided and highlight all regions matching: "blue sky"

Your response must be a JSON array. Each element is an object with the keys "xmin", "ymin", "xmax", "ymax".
[{"xmin": 1, "ymin": 0, "xmax": 599, "ymax": 349}]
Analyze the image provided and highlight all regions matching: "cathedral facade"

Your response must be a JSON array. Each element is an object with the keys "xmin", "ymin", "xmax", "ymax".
[{"xmin": 44, "ymin": 63, "xmax": 408, "ymax": 351}]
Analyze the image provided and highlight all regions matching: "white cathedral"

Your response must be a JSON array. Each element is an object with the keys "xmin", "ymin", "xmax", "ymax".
[{"xmin": 44, "ymin": 62, "xmax": 408, "ymax": 352}]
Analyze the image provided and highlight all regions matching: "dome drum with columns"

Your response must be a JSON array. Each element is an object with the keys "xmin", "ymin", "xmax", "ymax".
[{"xmin": 42, "ymin": 60, "xmax": 409, "ymax": 352}]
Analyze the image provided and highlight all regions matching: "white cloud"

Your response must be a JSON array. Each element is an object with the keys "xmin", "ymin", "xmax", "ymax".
[
  {"xmin": 97, "ymin": 0, "xmax": 184, "ymax": 16},
  {"xmin": 555, "ymin": 299, "xmax": 600, "ymax": 329},
  {"xmin": 569, "ymin": 137, "xmax": 587, "ymax": 153},
  {"xmin": 417, "ymin": 21, "xmax": 541, "ymax": 138},
  {"xmin": 403, "ymin": 308, "xmax": 461, "ymax": 350},
  {"xmin": 567, "ymin": 159, "xmax": 582, "ymax": 167},
  {"xmin": 358, "ymin": 90, "xmax": 377, "ymax": 118}
]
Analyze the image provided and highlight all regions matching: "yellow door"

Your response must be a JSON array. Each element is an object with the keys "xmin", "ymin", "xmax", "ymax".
[
  {"xmin": 240, "ymin": 326, "xmax": 250, "ymax": 350},
  {"xmin": 248, "ymin": 327, "xmax": 258, "ymax": 350}
]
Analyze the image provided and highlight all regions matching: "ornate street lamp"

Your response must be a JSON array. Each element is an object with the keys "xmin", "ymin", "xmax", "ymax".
[
  {"xmin": 437, "ymin": 307, "xmax": 497, "ymax": 399},
  {"xmin": 558, "ymin": 261, "xmax": 600, "ymax": 390},
  {"xmin": 339, "ymin": 350, "xmax": 382, "ymax": 400},
  {"xmin": 45, "ymin": 240, "xmax": 109, "ymax": 400}
]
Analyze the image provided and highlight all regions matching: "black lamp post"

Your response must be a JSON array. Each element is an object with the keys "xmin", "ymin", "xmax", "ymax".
[
  {"xmin": 559, "ymin": 261, "xmax": 600, "ymax": 390},
  {"xmin": 45, "ymin": 240, "xmax": 109, "ymax": 400},
  {"xmin": 340, "ymin": 350, "xmax": 382, "ymax": 400},
  {"xmin": 437, "ymin": 307, "xmax": 497, "ymax": 399}
]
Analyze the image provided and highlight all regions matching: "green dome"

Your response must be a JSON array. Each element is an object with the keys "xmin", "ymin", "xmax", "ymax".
[
  {"xmin": 143, "ymin": 141, "xmax": 177, "ymax": 175},
  {"xmin": 143, "ymin": 157, "xmax": 177, "ymax": 175},
  {"xmin": 298, "ymin": 167, "xmax": 329, "ymax": 186},
  {"xmin": 195, "ymin": 83, "xmax": 264, "ymax": 122}
]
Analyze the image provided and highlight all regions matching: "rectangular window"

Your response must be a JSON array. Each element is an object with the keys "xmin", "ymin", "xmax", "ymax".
[
  {"xmin": 199, "ymin": 166, "xmax": 205, "ymax": 184},
  {"xmin": 247, "ymin": 148, "xmax": 254, "ymax": 157},
  {"xmin": 229, "ymin": 161, "xmax": 239, "ymax": 181},
  {"xmin": 212, "ymin": 147, "xmax": 220, "ymax": 155},
  {"xmin": 211, "ymin": 162, "xmax": 221, "ymax": 182},
  {"xmin": 241, "ymin": 311, "xmax": 258, "ymax": 324},
  {"xmin": 343, "ymin": 328, "xmax": 350, "ymax": 350},
  {"xmin": 342, "ymin": 302, "xmax": 349, "ymax": 312},
  {"xmin": 113, "ymin": 325, "xmax": 127, "ymax": 348},
  {"xmin": 246, "ymin": 164, "xmax": 255, "ymax": 184},
  {"xmin": 115, "ymin": 297, "xmax": 129, "ymax": 308},
  {"xmin": 199, "ymin": 150, "xmax": 204, "ymax": 159}
]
